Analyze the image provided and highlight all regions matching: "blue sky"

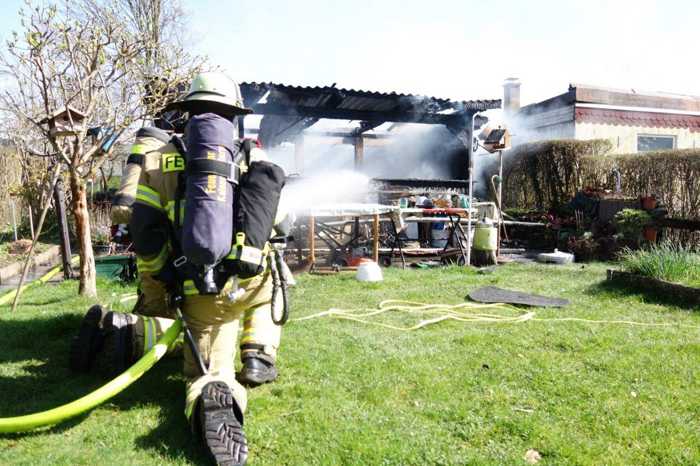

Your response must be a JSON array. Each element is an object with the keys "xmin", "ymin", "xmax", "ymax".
[{"xmin": 2, "ymin": 0, "xmax": 699, "ymax": 105}]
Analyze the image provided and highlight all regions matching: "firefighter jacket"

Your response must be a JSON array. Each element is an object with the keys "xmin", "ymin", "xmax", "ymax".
[
  {"xmin": 111, "ymin": 127, "xmax": 171, "ymax": 225},
  {"xmin": 130, "ymin": 139, "xmax": 289, "ymax": 290}
]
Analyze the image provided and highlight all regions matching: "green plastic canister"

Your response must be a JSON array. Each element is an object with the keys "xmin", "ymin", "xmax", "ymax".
[{"xmin": 473, "ymin": 220, "xmax": 497, "ymax": 251}]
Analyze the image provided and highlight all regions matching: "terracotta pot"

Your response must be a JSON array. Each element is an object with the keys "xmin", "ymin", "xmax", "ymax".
[
  {"xmin": 641, "ymin": 196, "xmax": 657, "ymax": 210},
  {"xmin": 643, "ymin": 226, "xmax": 658, "ymax": 243}
]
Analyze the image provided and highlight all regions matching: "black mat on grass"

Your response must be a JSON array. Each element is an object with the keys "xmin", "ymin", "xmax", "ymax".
[{"xmin": 468, "ymin": 286, "xmax": 569, "ymax": 308}]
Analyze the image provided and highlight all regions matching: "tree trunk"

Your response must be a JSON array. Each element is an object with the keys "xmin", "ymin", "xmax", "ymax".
[{"xmin": 69, "ymin": 173, "xmax": 97, "ymax": 297}]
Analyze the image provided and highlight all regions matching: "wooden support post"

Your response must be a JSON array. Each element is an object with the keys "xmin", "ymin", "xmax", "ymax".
[
  {"xmin": 497, "ymin": 149, "xmax": 503, "ymax": 257},
  {"xmin": 28, "ymin": 205, "xmax": 35, "ymax": 239},
  {"xmin": 308, "ymin": 215, "xmax": 316, "ymax": 266},
  {"xmin": 294, "ymin": 135, "xmax": 304, "ymax": 174},
  {"xmin": 10, "ymin": 200, "xmax": 17, "ymax": 241},
  {"xmin": 53, "ymin": 177, "xmax": 73, "ymax": 279},
  {"xmin": 372, "ymin": 214, "xmax": 380, "ymax": 263},
  {"xmin": 238, "ymin": 117, "xmax": 245, "ymax": 139},
  {"xmin": 354, "ymin": 135, "xmax": 364, "ymax": 170},
  {"xmin": 465, "ymin": 115, "xmax": 475, "ymax": 267}
]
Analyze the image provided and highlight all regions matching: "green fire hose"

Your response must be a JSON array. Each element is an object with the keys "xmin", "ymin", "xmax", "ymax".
[
  {"xmin": 0, "ymin": 320, "xmax": 182, "ymax": 434},
  {"xmin": 0, "ymin": 263, "xmax": 63, "ymax": 306},
  {"xmin": 0, "ymin": 255, "xmax": 80, "ymax": 306}
]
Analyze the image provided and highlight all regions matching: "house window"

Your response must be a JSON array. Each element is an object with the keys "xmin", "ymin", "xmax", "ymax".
[{"xmin": 637, "ymin": 134, "xmax": 675, "ymax": 152}]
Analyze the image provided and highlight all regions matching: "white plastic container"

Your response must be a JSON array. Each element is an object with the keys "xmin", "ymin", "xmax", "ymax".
[
  {"xmin": 356, "ymin": 260, "xmax": 383, "ymax": 282},
  {"xmin": 537, "ymin": 249, "xmax": 574, "ymax": 265},
  {"xmin": 405, "ymin": 222, "xmax": 419, "ymax": 240}
]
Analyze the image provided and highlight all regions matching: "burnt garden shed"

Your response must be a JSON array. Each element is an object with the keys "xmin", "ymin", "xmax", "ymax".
[{"xmin": 238, "ymin": 82, "xmax": 500, "ymax": 178}]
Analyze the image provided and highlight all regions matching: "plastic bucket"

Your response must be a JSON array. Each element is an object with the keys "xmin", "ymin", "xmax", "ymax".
[{"xmin": 431, "ymin": 222, "xmax": 450, "ymax": 248}]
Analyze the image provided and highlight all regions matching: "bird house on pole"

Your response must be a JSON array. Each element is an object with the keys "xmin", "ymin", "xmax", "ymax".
[
  {"xmin": 38, "ymin": 106, "xmax": 86, "ymax": 138},
  {"xmin": 479, "ymin": 126, "xmax": 511, "ymax": 153}
]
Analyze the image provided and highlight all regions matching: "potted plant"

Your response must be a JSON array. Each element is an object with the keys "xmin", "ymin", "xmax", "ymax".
[
  {"xmin": 640, "ymin": 194, "xmax": 657, "ymax": 210},
  {"xmin": 92, "ymin": 227, "xmax": 112, "ymax": 255},
  {"xmin": 642, "ymin": 225, "xmax": 658, "ymax": 242},
  {"xmin": 614, "ymin": 209, "xmax": 654, "ymax": 246},
  {"xmin": 567, "ymin": 232, "xmax": 600, "ymax": 262}
]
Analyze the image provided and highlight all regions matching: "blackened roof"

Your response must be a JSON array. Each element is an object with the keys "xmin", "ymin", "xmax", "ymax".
[{"xmin": 240, "ymin": 82, "xmax": 500, "ymax": 147}]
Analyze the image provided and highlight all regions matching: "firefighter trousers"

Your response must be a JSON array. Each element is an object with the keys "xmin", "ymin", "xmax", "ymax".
[{"xmin": 130, "ymin": 271, "xmax": 281, "ymax": 419}]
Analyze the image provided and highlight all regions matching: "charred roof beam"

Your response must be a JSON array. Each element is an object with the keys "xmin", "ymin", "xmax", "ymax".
[
  {"xmin": 262, "ymin": 84, "xmax": 346, "ymax": 144},
  {"xmin": 240, "ymin": 82, "xmax": 271, "ymax": 106},
  {"xmin": 271, "ymin": 116, "xmax": 318, "ymax": 142},
  {"xmin": 350, "ymin": 120, "xmax": 385, "ymax": 137},
  {"xmin": 250, "ymin": 103, "xmax": 487, "ymax": 125},
  {"xmin": 446, "ymin": 113, "xmax": 489, "ymax": 152}
]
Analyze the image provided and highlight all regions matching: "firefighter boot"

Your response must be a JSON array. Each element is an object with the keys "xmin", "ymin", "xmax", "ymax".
[
  {"xmin": 237, "ymin": 350, "xmax": 277, "ymax": 387},
  {"xmin": 196, "ymin": 381, "xmax": 248, "ymax": 466},
  {"xmin": 69, "ymin": 305, "xmax": 109, "ymax": 372},
  {"xmin": 97, "ymin": 311, "xmax": 139, "ymax": 377}
]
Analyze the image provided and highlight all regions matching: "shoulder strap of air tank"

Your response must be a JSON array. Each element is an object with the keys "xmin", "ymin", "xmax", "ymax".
[
  {"xmin": 170, "ymin": 136, "xmax": 187, "ymax": 229},
  {"xmin": 241, "ymin": 138, "xmax": 253, "ymax": 167},
  {"xmin": 170, "ymin": 135, "xmax": 187, "ymax": 161}
]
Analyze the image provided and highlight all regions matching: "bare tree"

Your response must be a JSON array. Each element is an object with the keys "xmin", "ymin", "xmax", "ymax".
[
  {"xmin": 1, "ymin": 0, "xmax": 203, "ymax": 297},
  {"xmin": 118, "ymin": 0, "xmax": 184, "ymax": 70}
]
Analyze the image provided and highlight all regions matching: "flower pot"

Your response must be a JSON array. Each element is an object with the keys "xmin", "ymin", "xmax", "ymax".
[
  {"xmin": 643, "ymin": 226, "xmax": 658, "ymax": 243},
  {"xmin": 641, "ymin": 196, "xmax": 657, "ymax": 210},
  {"xmin": 93, "ymin": 243, "xmax": 111, "ymax": 256}
]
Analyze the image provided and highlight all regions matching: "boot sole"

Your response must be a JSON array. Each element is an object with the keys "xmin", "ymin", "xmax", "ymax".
[
  {"xmin": 236, "ymin": 367, "xmax": 278, "ymax": 387},
  {"xmin": 201, "ymin": 381, "xmax": 248, "ymax": 466},
  {"xmin": 97, "ymin": 312, "xmax": 131, "ymax": 376},
  {"xmin": 69, "ymin": 305, "xmax": 106, "ymax": 373}
]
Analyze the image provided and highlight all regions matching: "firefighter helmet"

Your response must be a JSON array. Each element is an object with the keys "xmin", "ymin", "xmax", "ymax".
[{"xmin": 167, "ymin": 72, "xmax": 252, "ymax": 114}]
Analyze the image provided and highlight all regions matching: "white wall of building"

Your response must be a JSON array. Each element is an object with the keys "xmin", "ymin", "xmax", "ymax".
[
  {"xmin": 511, "ymin": 105, "xmax": 575, "ymax": 145},
  {"xmin": 575, "ymin": 122, "xmax": 700, "ymax": 154}
]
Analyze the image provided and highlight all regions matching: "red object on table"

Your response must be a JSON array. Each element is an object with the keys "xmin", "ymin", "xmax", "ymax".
[{"xmin": 419, "ymin": 208, "xmax": 470, "ymax": 215}]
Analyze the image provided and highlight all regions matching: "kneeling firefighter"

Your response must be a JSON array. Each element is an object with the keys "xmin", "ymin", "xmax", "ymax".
[
  {"xmin": 72, "ymin": 72, "xmax": 292, "ymax": 465},
  {"xmin": 112, "ymin": 126, "xmax": 173, "ymax": 317},
  {"xmin": 72, "ymin": 104, "xmax": 291, "ymax": 389}
]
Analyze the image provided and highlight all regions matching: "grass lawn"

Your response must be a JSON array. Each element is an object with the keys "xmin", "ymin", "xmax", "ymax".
[{"xmin": 0, "ymin": 262, "xmax": 699, "ymax": 465}]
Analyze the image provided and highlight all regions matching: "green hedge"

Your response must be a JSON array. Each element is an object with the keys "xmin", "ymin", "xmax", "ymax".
[
  {"xmin": 502, "ymin": 140, "xmax": 700, "ymax": 221},
  {"xmin": 584, "ymin": 149, "xmax": 700, "ymax": 220}
]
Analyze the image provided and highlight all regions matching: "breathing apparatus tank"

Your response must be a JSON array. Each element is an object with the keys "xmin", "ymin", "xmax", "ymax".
[
  {"xmin": 226, "ymin": 148, "xmax": 286, "ymax": 279},
  {"xmin": 181, "ymin": 113, "xmax": 239, "ymax": 292}
]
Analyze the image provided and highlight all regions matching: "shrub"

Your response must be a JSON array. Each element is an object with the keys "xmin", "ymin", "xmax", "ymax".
[
  {"xmin": 501, "ymin": 142, "xmax": 700, "ymax": 221},
  {"xmin": 613, "ymin": 209, "xmax": 652, "ymax": 241},
  {"xmin": 567, "ymin": 233, "xmax": 600, "ymax": 262},
  {"xmin": 500, "ymin": 139, "xmax": 613, "ymax": 210},
  {"xmin": 618, "ymin": 241, "xmax": 700, "ymax": 287},
  {"xmin": 584, "ymin": 149, "xmax": 700, "ymax": 220}
]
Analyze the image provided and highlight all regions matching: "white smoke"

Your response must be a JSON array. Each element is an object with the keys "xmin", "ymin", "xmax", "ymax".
[
  {"xmin": 265, "ymin": 122, "xmax": 466, "ymax": 181},
  {"xmin": 277, "ymin": 170, "xmax": 372, "ymax": 216},
  {"xmin": 256, "ymin": 118, "xmax": 483, "ymax": 208},
  {"xmin": 360, "ymin": 124, "xmax": 460, "ymax": 179},
  {"xmin": 470, "ymin": 106, "xmax": 580, "ymax": 199}
]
